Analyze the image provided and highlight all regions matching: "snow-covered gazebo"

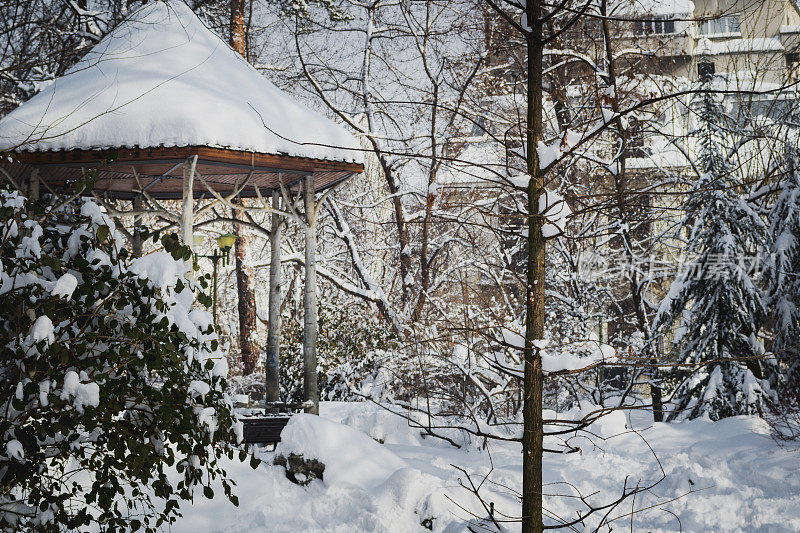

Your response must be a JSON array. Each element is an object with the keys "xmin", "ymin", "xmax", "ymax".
[
  {"xmin": 0, "ymin": 0, "xmax": 362, "ymax": 237},
  {"xmin": 0, "ymin": 1, "xmax": 363, "ymax": 420}
]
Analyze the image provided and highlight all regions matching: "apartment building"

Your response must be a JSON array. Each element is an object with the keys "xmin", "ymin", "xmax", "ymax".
[{"xmin": 627, "ymin": 0, "xmax": 800, "ymax": 86}]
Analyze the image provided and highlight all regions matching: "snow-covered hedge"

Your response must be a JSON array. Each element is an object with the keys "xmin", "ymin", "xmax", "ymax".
[
  {"xmin": 0, "ymin": 190, "xmax": 243, "ymax": 531},
  {"xmin": 279, "ymin": 298, "xmax": 397, "ymax": 402}
]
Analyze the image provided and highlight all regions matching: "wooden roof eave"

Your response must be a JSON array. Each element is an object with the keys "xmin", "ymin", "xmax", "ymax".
[
  {"xmin": 11, "ymin": 145, "xmax": 364, "ymax": 175},
  {"xmin": 3, "ymin": 145, "xmax": 362, "ymax": 200}
]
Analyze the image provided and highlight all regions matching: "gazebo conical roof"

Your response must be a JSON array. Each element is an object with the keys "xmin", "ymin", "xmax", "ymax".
[{"xmin": 0, "ymin": 1, "xmax": 363, "ymax": 199}]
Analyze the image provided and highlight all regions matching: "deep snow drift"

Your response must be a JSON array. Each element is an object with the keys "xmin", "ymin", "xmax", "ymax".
[{"xmin": 169, "ymin": 402, "xmax": 799, "ymax": 532}]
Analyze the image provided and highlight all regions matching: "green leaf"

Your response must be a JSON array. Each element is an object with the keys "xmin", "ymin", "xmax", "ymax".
[{"xmin": 96, "ymin": 225, "xmax": 110, "ymax": 243}]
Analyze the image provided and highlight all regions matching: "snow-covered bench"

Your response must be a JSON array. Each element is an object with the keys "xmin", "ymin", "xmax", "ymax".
[
  {"xmin": 239, "ymin": 402, "xmax": 310, "ymax": 443},
  {"xmin": 241, "ymin": 416, "xmax": 292, "ymax": 444}
]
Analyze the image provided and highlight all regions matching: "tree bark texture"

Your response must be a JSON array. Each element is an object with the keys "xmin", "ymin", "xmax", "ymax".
[
  {"xmin": 303, "ymin": 176, "xmax": 319, "ymax": 414},
  {"xmin": 651, "ymin": 363, "xmax": 664, "ymax": 422},
  {"xmin": 523, "ymin": 2, "xmax": 546, "ymax": 532},
  {"xmin": 230, "ymin": 0, "xmax": 246, "ymax": 57},
  {"xmin": 230, "ymin": 0, "xmax": 259, "ymax": 375},
  {"xmin": 233, "ymin": 197, "xmax": 258, "ymax": 375}
]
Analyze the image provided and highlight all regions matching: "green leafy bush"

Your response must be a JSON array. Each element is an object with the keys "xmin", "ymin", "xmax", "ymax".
[
  {"xmin": 280, "ymin": 298, "xmax": 397, "ymax": 402},
  {"xmin": 0, "ymin": 190, "xmax": 244, "ymax": 531}
]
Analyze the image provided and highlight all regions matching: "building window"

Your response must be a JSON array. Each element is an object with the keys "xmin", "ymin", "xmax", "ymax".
[
  {"xmin": 624, "ymin": 118, "xmax": 649, "ymax": 157},
  {"xmin": 697, "ymin": 61, "xmax": 715, "ymax": 78},
  {"xmin": 699, "ymin": 15, "xmax": 740, "ymax": 35},
  {"xmin": 787, "ymin": 52, "xmax": 800, "ymax": 83},
  {"xmin": 634, "ymin": 16, "xmax": 676, "ymax": 35}
]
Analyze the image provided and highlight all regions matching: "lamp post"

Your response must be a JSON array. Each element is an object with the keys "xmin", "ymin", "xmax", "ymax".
[{"xmin": 195, "ymin": 233, "xmax": 237, "ymax": 323}]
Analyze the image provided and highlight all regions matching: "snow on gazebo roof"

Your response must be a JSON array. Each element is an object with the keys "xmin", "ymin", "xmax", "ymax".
[{"xmin": 0, "ymin": 1, "xmax": 361, "ymax": 164}]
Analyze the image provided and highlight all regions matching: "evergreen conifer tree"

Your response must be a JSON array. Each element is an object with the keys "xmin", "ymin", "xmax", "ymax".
[
  {"xmin": 765, "ymin": 143, "xmax": 800, "ymax": 405},
  {"xmin": 653, "ymin": 74, "xmax": 773, "ymax": 420}
]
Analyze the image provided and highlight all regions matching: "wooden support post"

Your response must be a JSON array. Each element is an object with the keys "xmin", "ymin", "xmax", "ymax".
[
  {"xmin": 28, "ymin": 168, "xmax": 39, "ymax": 201},
  {"xmin": 265, "ymin": 189, "xmax": 283, "ymax": 403},
  {"xmin": 132, "ymin": 195, "xmax": 144, "ymax": 257},
  {"xmin": 181, "ymin": 156, "xmax": 197, "ymax": 250},
  {"xmin": 303, "ymin": 175, "xmax": 319, "ymax": 415}
]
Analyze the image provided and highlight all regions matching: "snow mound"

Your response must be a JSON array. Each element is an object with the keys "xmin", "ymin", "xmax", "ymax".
[
  {"xmin": 322, "ymin": 402, "xmax": 424, "ymax": 446},
  {"xmin": 171, "ymin": 404, "xmax": 800, "ymax": 533},
  {"xmin": 275, "ymin": 413, "xmax": 407, "ymax": 489},
  {"xmin": 0, "ymin": 0, "xmax": 361, "ymax": 164}
]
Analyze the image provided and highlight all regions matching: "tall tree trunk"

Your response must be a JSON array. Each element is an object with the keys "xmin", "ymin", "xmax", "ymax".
[
  {"xmin": 523, "ymin": 0, "xmax": 545, "ymax": 531},
  {"xmin": 230, "ymin": 0, "xmax": 246, "ymax": 57},
  {"xmin": 412, "ymin": 80, "xmax": 440, "ymax": 323},
  {"xmin": 359, "ymin": 5, "xmax": 412, "ymax": 306},
  {"xmin": 651, "ymin": 363, "xmax": 664, "ymax": 421},
  {"xmin": 233, "ymin": 199, "xmax": 258, "ymax": 375},
  {"xmin": 412, "ymin": 191, "xmax": 435, "ymax": 322},
  {"xmin": 386, "ymin": 165, "xmax": 413, "ymax": 306},
  {"xmin": 598, "ymin": 0, "xmax": 660, "ymax": 420},
  {"xmin": 230, "ymin": 0, "xmax": 258, "ymax": 375}
]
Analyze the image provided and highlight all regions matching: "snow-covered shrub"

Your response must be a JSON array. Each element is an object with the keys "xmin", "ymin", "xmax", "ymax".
[
  {"xmin": 0, "ymin": 189, "xmax": 243, "ymax": 531},
  {"xmin": 281, "ymin": 298, "xmax": 397, "ymax": 402}
]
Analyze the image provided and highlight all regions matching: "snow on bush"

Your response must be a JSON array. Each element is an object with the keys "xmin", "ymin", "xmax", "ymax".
[
  {"xmin": 0, "ymin": 188, "xmax": 242, "ymax": 531},
  {"xmin": 277, "ymin": 297, "xmax": 398, "ymax": 403},
  {"xmin": 764, "ymin": 144, "xmax": 800, "ymax": 435}
]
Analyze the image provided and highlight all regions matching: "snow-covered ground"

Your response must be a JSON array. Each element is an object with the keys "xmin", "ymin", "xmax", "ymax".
[{"xmin": 173, "ymin": 402, "xmax": 800, "ymax": 532}]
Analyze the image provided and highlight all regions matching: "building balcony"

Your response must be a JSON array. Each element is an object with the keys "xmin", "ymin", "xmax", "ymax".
[{"xmin": 618, "ymin": 32, "xmax": 694, "ymax": 58}]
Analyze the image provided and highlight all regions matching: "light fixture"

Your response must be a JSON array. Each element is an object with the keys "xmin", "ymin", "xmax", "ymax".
[
  {"xmin": 216, "ymin": 233, "xmax": 237, "ymax": 254},
  {"xmin": 195, "ymin": 233, "xmax": 237, "ymax": 324}
]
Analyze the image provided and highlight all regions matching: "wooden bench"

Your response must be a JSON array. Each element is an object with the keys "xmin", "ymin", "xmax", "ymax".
[
  {"xmin": 241, "ymin": 416, "xmax": 292, "ymax": 444},
  {"xmin": 238, "ymin": 402, "xmax": 308, "ymax": 444}
]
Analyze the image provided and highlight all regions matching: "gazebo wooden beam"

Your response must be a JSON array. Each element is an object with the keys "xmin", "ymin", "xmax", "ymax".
[
  {"xmin": 302, "ymin": 173, "xmax": 319, "ymax": 415},
  {"xmin": 3, "ymin": 146, "xmax": 362, "ymax": 201},
  {"xmin": 12, "ymin": 146, "xmax": 363, "ymax": 174},
  {"xmin": 181, "ymin": 156, "xmax": 198, "ymax": 249},
  {"xmin": 265, "ymin": 188, "xmax": 283, "ymax": 403}
]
